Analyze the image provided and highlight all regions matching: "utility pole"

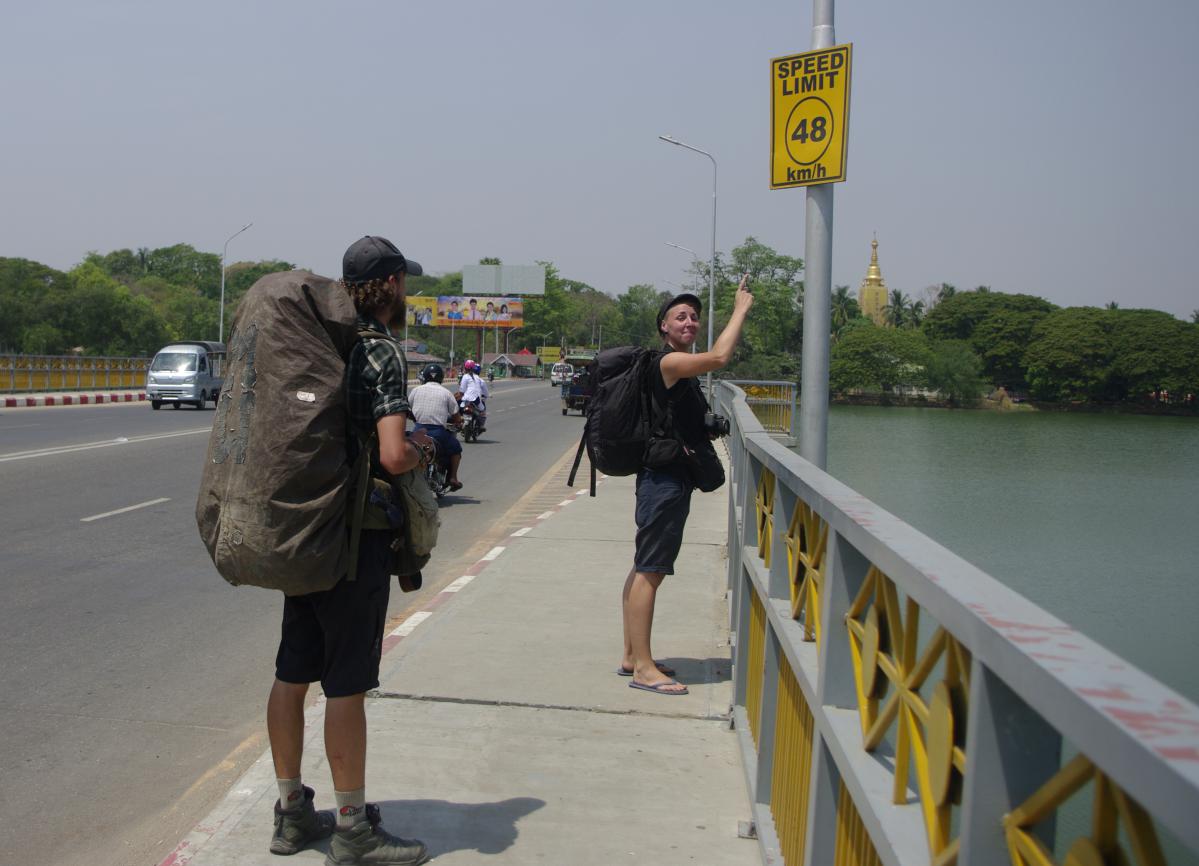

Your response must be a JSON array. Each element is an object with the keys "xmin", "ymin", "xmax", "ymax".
[{"xmin": 798, "ymin": 0, "xmax": 835, "ymax": 470}]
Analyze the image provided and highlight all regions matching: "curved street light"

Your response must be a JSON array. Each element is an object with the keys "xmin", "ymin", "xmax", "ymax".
[
  {"xmin": 658, "ymin": 135, "xmax": 716, "ymax": 397},
  {"xmin": 504, "ymin": 327, "xmax": 522, "ymax": 356},
  {"xmin": 665, "ymin": 241, "xmax": 701, "ymax": 294},
  {"xmin": 219, "ymin": 222, "xmax": 253, "ymax": 343}
]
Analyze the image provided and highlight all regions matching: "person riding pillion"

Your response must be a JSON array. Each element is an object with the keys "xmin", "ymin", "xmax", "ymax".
[
  {"xmin": 457, "ymin": 360, "xmax": 489, "ymax": 431},
  {"xmin": 410, "ymin": 363, "xmax": 465, "ymax": 491}
]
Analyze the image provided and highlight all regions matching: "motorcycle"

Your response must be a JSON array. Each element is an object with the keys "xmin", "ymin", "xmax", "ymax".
[
  {"xmin": 424, "ymin": 440, "xmax": 452, "ymax": 498},
  {"xmin": 459, "ymin": 400, "xmax": 484, "ymax": 443}
]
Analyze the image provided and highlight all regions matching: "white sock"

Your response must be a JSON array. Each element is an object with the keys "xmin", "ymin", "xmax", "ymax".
[
  {"xmin": 335, "ymin": 788, "xmax": 366, "ymax": 829},
  {"xmin": 277, "ymin": 777, "xmax": 304, "ymax": 811}
]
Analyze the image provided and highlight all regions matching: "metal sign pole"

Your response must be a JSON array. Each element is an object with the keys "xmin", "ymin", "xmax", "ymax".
[{"xmin": 798, "ymin": 0, "xmax": 835, "ymax": 469}]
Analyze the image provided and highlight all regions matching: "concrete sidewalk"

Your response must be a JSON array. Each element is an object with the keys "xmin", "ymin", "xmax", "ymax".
[{"xmin": 164, "ymin": 468, "xmax": 756, "ymax": 865}]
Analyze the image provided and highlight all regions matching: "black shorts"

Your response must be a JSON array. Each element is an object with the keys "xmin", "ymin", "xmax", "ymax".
[
  {"xmin": 274, "ymin": 530, "xmax": 392, "ymax": 698},
  {"xmin": 634, "ymin": 468, "xmax": 694, "ymax": 575}
]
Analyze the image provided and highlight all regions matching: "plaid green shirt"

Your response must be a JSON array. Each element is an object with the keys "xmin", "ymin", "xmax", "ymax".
[{"xmin": 345, "ymin": 314, "xmax": 411, "ymax": 454}]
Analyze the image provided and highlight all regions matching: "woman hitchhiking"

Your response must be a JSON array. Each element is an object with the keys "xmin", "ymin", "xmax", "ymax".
[{"xmin": 622, "ymin": 275, "xmax": 753, "ymax": 695}]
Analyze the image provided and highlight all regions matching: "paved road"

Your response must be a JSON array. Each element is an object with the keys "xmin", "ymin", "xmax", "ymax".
[{"xmin": 0, "ymin": 378, "xmax": 584, "ymax": 866}]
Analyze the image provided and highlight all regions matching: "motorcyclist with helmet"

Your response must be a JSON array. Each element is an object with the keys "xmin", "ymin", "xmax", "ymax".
[
  {"xmin": 409, "ymin": 364, "xmax": 464, "ymax": 491},
  {"xmin": 456, "ymin": 359, "xmax": 490, "ymax": 434}
]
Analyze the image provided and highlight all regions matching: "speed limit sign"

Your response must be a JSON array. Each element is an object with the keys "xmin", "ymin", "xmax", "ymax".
[{"xmin": 771, "ymin": 45, "xmax": 852, "ymax": 188}]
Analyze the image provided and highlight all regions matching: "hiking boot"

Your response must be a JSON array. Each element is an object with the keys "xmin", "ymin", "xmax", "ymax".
[
  {"xmin": 270, "ymin": 785, "xmax": 335, "ymax": 855},
  {"xmin": 325, "ymin": 804, "xmax": 429, "ymax": 865}
]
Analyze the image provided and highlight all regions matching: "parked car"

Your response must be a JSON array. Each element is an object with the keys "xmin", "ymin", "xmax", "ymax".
[{"xmin": 145, "ymin": 341, "xmax": 225, "ymax": 410}]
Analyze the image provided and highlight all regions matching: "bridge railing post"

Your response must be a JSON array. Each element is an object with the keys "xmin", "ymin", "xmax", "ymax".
[{"xmin": 958, "ymin": 661, "xmax": 1062, "ymax": 865}]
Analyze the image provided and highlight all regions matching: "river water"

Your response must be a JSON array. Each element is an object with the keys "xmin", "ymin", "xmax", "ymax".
[{"xmin": 820, "ymin": 405, "xmax": 1199, "ymax": 705}]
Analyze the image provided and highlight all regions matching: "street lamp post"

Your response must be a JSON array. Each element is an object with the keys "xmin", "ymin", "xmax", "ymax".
[
  {"xmin": 664, "ymin": 241, "xmax": 701, "ymax": 294},
  {"xmin": 659, "ymin": 135, "xmax": 716, "ymax": 398},
  {"xmin": 505, "ymin": 327, "xmax": 522, "ymax": 356},
  {"xmin": 798, "ymin": 0, "xmax": 836, "ymax": 470},
  {"xmin": 218, "ymin": 222, "xmax": 253, "ymax": 344},
  {"xmin": 539, "ymin": 331, "xmax": 552, "ymax": 378}
]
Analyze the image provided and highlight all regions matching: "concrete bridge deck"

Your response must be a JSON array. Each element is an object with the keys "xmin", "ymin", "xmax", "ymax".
[{"xmin": 162, "ymin": 465, "xmax": 757, "ymax": 865}]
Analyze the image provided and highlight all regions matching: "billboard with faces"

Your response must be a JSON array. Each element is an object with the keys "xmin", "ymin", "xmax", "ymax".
[{"xmin": 435, "ymin": 296, "xmax": 523, "ymax": 328}]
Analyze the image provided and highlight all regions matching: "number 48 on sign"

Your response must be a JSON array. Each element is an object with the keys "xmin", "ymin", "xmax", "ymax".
[{"xmin": 771, "ymin": 44, "xmax": 852, "ymax": 189}]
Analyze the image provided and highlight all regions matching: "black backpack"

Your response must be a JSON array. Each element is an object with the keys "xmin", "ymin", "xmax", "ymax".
[{"xmin": 567, "ymin": 346, "xmax": 669, "ymax": 496}]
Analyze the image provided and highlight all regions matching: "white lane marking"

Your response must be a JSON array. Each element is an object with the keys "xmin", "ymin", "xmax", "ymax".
[
  {"xmin": 481, "ymin": 546, "xmax": 506, "ymax": 561},
  {"xmin": 574, "ymin": 489, "xmax": 587, "ymax": 496},
  {"xmin": 390, "ymin": 611, "xmax": 433, "ymax": 637},
  {"xmin": 0, "ymin": 428, "xmax": 209, "ymax": 463},
  {"xmin": 510, "ymin": 527, "xmax": 532, "ymax": 537},
  {"xmin": 442, "ymin": 575, "xmax": 475, "ymax": 593},
  {"xmin": 81, "ymin": 497, "xmax": 171, "ymax": 523},
  {"xmin": 558, "ymin": 499, "xmax": 574, "ymax": 507},
  {"xmin": 536, "ymin": 511, "xmax": 555, "ymax": 520}
]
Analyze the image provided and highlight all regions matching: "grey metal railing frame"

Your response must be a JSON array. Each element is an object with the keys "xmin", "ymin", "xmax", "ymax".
[{"xmin": 715, "ymin": 380, "xmax": 1199, "ymax": 865}]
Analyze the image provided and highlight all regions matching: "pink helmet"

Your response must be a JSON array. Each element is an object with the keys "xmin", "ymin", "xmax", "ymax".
[{"xmin": 464, "ymin": 359, "xmax": 479, "ymax": 372}]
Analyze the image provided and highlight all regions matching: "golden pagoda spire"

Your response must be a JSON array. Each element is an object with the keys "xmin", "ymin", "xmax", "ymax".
[
  {"xmin": 858, "ymin": 234, "xmax": 889, "ymax": 326},
  {"xmin": 866, "ymin": 234, "xmax": 883, "ymax": 283}
]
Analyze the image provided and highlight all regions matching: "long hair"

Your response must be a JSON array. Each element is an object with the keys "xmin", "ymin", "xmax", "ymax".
[{"xmin": 340, "ymin": 277, "xmax": 399, "ymax": 318}]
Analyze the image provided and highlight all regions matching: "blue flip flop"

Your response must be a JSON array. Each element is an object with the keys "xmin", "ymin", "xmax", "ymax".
[
  {"xmin": 629, "ymin": 679, "xmax": 689, "ymax": 696},
  {"xmin": 617, "ymin": 662, "xmax": 676, "ymax": 677}
]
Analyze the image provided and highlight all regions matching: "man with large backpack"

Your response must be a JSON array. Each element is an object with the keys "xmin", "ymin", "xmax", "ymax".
[
  {"xmin": 265, "ymin": 236, "xmax": 433, "ymax": 864},
  {"xmin": 618, "ymin": 278, "xmax": 753, "ymax": 696}
]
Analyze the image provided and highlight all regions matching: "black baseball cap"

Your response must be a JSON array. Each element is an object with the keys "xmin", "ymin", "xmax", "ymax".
[
  {"xmin": 342, "ymin": 235, "xmax": 424, "ymax": 284},
  {"xmin": 657, "ymin": 292, "xmax": 703, "ymax": 327}
]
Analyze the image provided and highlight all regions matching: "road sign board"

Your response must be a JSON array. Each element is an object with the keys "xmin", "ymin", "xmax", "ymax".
[{"xmin": 771, "ymin": 44, "xmax": 852, "ymax": 189}]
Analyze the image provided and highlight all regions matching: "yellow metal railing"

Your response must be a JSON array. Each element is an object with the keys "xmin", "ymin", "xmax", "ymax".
[
  {"xmin": 845, "ymin": 566, "xmax": 969, "ymax": 864},
  {"xmin": 786, "ymin": 499, "xmax": 827, "ymax": 645},
  {"xmin": 771, "ymin": 651, "xmax": 816, "ymax": 865},
  {"xmin": 728, "ymin": 380, "xmax": 796, "ymax": 436},
  {"xmin": 720, "ymin": 380, "xmax": 1194, "ymax": 866},
  {"xmin": 746, "ymin": 590, "xmax": 767, "ymax": 748},
  {"xmin": 0, "ymin": 354, "xmax": 150, "ymax": 392},
  {"xmin": 835, "ymin": 781, "xmax": 884, "ymax": 866},
  {"xmin": 1004, "ymin": 755, "xmax": 1166, "ymax": 866},
  {"xmin": 756, "ymin": 469, "xmax": 775, "ymax": 569}
]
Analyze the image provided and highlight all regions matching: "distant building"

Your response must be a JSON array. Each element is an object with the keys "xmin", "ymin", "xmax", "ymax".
[{"xmin": 858, "ymin": 236, "xmax": 889, "ymax": 326}]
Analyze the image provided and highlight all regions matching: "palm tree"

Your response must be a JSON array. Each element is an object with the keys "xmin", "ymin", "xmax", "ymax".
[
  {"xmin": 830, "ymin": 285, "xmax": 860, "ymax": 338},
  {"xmin": 1106, "ymin": 301, "xmax": 1120, "ymax": 310},
  {"xmin": 883, "ymin": 289, "xmax": 911, "ymax": 328},
  {"xmin": 909, "ymin": 299, "xmax": 925, "ymax": 327},
  {"xmin": 1192, "ymin": 310, "xmax": 1199, "ymax": 324},
  {"xmin": 936, "ymin": 282, "xmax": 956, "ymax": 305}
]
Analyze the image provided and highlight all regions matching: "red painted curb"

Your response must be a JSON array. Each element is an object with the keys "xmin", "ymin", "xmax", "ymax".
[{"xmin": 0, "ymin": 392, "xmax": 147, "ymax": 407}]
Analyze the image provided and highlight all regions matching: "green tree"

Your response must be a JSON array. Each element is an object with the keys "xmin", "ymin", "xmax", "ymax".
[
  {"xmin": 222, "ymin": 259, "xmax": 296, "ymax": 308},
  {"xmin": 883, "ymin": 289, "xmax": 911, "ymax": 328},
  {"xmin": 0, "ymin": 258, "xmax": 71, "ymax": 352},
  {"xmin": 1106, "ymin": 309, "xmax": 1199, "ymax": 400},
  {"xmin": 925, "ymin": 340, "xmax": 985, "ymax": 405},
  {"xmin": 831, "ymin": 285, "xmax": 861, "ymax": 340},
  {"xmin": 614, "ymin": 283, "xmax": 669, "ymax": 347},
  {"xmin": 829, "ymin": 321, "xmax": 931, "ymax": 393},
  {"xmin": 922, "ymin": 289, "xmax": 1056, "ymax": 389},
  {"xmin": 1022, "ymin": 307, "xmax": 1113, "ymax": 401},
  {"xmin": 715, "ymin": 237, "xmax": 804, "ymax": 370}
]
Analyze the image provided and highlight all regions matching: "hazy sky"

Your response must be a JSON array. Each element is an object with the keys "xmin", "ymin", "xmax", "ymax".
[{"xmin": 3, "ymin": 1, "xmax": 1197, "ymax": 318}]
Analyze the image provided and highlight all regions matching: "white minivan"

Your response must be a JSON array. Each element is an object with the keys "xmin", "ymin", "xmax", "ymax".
[
  {"xmin": 550, "ymin": 362, "xmax": 573, "ymax": 386},
  {"xmin": 145, "ymin": 341, "xmax": 226, "ymax": 410}
]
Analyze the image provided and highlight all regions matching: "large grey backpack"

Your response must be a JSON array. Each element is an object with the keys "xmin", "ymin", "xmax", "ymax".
[{"xmin": 195, "ymin": 270, "xmax": 360, "ymax": 595}]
